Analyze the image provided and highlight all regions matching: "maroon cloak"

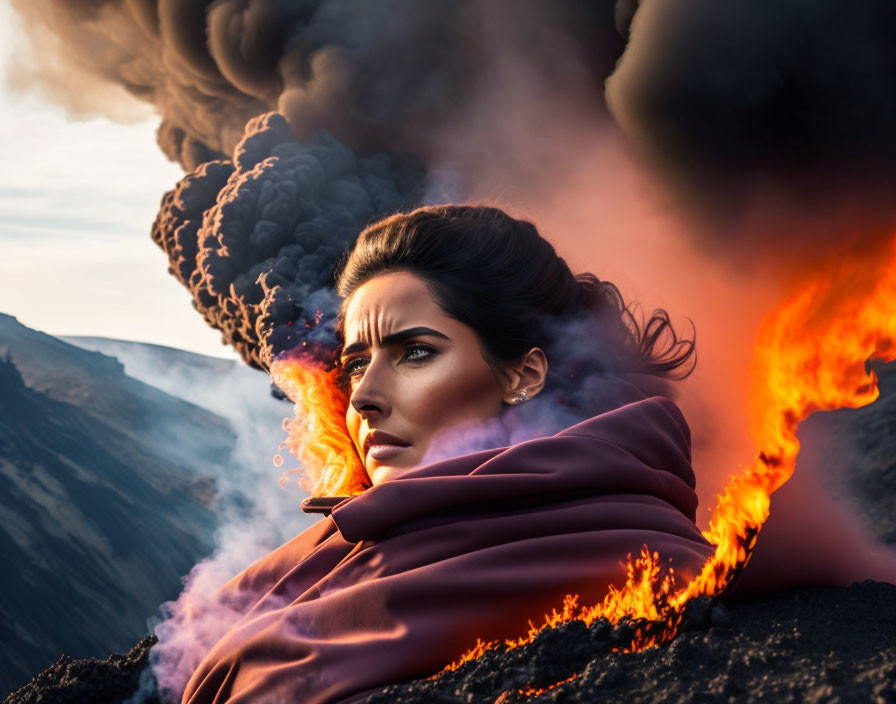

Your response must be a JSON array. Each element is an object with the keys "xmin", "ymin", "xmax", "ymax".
[{"xmin": 180, "ymin": 397, "xmax": 714, "ymax": 704}]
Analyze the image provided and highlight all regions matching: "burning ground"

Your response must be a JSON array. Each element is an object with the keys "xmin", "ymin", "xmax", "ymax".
[
  {"xmin": 362, "ymin": 582, "xmax": 896, "ymax": 704},
  {"xmin": 7, "ymin": 584, "xmax": 896, "ymax": 703}
]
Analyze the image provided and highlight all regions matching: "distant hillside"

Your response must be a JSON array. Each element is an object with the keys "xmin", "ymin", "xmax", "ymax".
[
  {"xmin": 0, "ymin": 316, "xmax": 236, "ymax": 490},
  {"xmin": 61, "ymin": 337, "xmax": 244, "ymax": 400},
  {"xmin": 62, "ymin": 334, "xmax": 315, "ymax": 561},
  {"xmin": 0, "ymin": 316, "xmax": 236, "ymax": 694},
  {"xmin": 61, "ymin": 336, "xmax": 286, "ymax": 459}
]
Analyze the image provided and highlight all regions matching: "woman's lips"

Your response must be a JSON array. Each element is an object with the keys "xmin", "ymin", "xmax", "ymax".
[
  {"xmin": 367, "ymin": 444, "xmax": 409, "ymax": 461},
  {"xmin": 364, "ymin": 431, "xmax": 411, "ymax": 461}
]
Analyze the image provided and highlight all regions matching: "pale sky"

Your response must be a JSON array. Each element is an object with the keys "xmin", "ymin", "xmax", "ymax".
[{"xmin": 0, "ymin": 1, "xmax": 238, "ymax": 359}]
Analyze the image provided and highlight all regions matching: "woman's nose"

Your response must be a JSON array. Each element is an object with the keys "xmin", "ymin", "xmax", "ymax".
[{"xmin": 349, "ymin": 362, "xmax": 391, "ymax": 418}]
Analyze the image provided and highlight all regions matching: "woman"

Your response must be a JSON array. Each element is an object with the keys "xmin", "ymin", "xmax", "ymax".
[{"xmin": 176, "ymin": 205, "xmax": 714, "ymax": 704}]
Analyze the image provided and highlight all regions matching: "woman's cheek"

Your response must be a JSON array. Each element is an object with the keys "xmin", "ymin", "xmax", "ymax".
[
  {"xmin": 407, "ymin": 356, "xmax": 502, "ymax": 431},
  {"xmin": 345, "ymin": 410, "xmax": 363, "ymax": 457}
]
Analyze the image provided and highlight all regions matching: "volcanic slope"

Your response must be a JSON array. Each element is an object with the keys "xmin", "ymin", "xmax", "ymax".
[
  {"xmin": 61, "ymin": 335, "xmax": 291, "ymax": 490},
  {"xmin": 0, "ymin": 314, "xmax": 229, "ymax": 695}
]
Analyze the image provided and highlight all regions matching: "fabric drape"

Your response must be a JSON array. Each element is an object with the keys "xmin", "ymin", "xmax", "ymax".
[{"xmin": 181, "ymin": 396, "xmax": 714, "ymax": 704}]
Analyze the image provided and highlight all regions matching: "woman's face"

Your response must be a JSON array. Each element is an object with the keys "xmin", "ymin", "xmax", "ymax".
[{"xmin": 340, "ymin": 271, "xmax": 510, "ymax": 485}]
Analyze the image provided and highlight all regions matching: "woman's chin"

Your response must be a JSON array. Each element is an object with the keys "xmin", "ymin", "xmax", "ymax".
[
  {"xmin": 369, "ymin": 458, "xmax": 420, "ymax": 485},
  {"xmin": 369, "ymin": 465, "xmax": 400, "ymax": 485}
]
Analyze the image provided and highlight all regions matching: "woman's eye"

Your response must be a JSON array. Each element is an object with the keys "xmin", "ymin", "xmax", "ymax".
[
  {"xmin": 342, "ymin": 357, "xmax": 369, "ymax": 377},
  {"xmin": 403, "ymin": 343, "xmax": 436, "ymax": 362}
]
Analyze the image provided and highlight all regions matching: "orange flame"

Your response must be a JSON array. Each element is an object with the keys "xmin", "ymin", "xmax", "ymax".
[
  {"xmin": 444, "ymin": 237, "xmax": 896, "ymax": 670},
  {"xmin": 511, "ymin": 672, "xmax": 579, "ymax": 700},
  {"xmin": 679, "ymin": 242, "xmax": 895, "ymax": 606},
  {"xmin": 270, "ymin": 239, "xmax": 896, "ymax": 685},
  {"xmin": 270, "ymin": 351, "xmax": 369, "ymax": 497},
  {"xmin": 440, "ymin": 547, "xmax": 681, "ymax": 676}
]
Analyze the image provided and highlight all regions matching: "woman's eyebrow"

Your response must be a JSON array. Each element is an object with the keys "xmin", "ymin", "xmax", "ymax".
[{"xmin": 341, "ymin": 327, "xmax": 450, "ymax": 357}]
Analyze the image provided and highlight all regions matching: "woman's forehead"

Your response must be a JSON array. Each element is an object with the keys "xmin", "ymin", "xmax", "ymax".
[{"xmin": 342, "ymin": 271, "xmax": 448, "ymax": 343}]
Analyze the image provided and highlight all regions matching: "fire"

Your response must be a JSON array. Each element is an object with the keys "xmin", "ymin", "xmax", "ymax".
[
  {"xmin": 271, "ymin": 239, "xmax": 896, "ymax": 687},
  {"xmin": 679, "ymin": 242, "xmax": 895, "ymax": 606},
  {"xmin": 270, "ymin": 349, "xmax": 369, "ymax": 497},
  {"xmin": 440, "ymin": 548, "xmax": 680, "ymax": 677},
  {"xmin": 443, "ymin": 237, "xmax": 896, "ymax": 670}
]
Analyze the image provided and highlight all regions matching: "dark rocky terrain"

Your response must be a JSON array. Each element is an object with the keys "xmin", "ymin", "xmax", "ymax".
[
  {"xmin": 806, "ymin": 359, "xmax": 896, "ymax": 546},
  {"xmin": 3, "ymin": 637, "xmax": 158, "ymax": 704},
  {"xmin": 5, "ymin": 581, "xmax": 895, "ymax": 704},
  {"xmin": 363, "ymin": 581, "xmax": 896, "ymax": 704}
]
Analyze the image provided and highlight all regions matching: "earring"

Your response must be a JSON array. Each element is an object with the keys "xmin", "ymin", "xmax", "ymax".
[{"xmin": 511, "ymin": 389, "xmax": 530, "ymax": 404}]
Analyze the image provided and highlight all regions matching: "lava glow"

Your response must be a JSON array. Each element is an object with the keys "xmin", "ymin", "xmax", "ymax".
[{"xmin": 271, "ymin": 238, "xmax": 896, "ymax": 685}]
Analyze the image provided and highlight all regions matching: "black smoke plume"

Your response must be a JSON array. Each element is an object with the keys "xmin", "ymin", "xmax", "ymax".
[
  {"xmin": 12, "ymin": 0, "xmax": 625, "ymax": 170},
  {"xmin": 152, "ymin": 112, "xmax": 426, "ymax": 369},
  {"xmin": 11, "ymin": 1, "xmax": 634, "ymax": 364},
  {"xmin": 607, "ymin": 0, "xmax": 896, "ymax": 257},
  {"xmin": 17, "ymin": 0, "xmax": 896, "ymax": 267}
]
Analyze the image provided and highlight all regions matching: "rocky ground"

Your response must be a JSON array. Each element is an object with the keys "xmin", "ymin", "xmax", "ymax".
[
  {"xmin": 363, "ymin": 581, "xmax": 896, "ymax": 704},
  {"xmin": 3, "ymin": 637, "xmax": 158, "ymax": 704},
  {"xmin": 5, "ymin": 581, "xmax": 896, "ymax": 704}
]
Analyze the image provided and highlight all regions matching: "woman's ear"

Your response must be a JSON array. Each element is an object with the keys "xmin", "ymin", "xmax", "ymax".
[{"xmin": 502, "ymin": 347, "xmax": 548, "ymax": 404}]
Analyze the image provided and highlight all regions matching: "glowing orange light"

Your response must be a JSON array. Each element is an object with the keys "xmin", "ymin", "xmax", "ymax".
[
  {"xmin": 513, "ymin": 672, "xmax": 579, "ymax": 700},
  {"xmin": 446, "ymin": 237, "xmax": 896, "ymax": 667},
  {"xmin": 271, "ymin": 238, "xmax": 896, "ymax": 686},
  {"xmin": 270, "ymin": 351, "xmax": 369, "ymax": 497}
]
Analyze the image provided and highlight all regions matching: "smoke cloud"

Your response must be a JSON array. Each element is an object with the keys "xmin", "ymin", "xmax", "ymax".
[
  {"xmin": 11, "ymin": 0, "xmax": 625, "ymax": 170},
  {"xmin": 607, "ymin": 0, "xmax": 896, "ymax": 260},
  {"xmin": 151, "ymin": 112, "xmax": 427, "ymax": 369},
  {"xmin": 15, "ymin": 0, "xmax": 896, "ymax": 261}
]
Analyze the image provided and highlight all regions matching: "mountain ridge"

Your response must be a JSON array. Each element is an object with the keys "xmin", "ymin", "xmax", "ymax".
[{"xmin": 0, "ymin": 315, "xmax": 239, "ymax": 694}]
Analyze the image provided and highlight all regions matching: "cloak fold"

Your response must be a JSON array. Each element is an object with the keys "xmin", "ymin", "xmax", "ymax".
[{"xmin": 181, "ymin": 397, "xmax": 714, "ymax": 704}]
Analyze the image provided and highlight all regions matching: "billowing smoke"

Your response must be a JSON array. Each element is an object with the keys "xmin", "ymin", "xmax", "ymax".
[
  {"xmin": 10, "ymin": 1, "xmax": 636, "ymax": 367},
  {"xmin": 11, "ymin": 0, "xmax": 626, "ymax": 169},
  {"xmin": 16, "ymin": 0, "xmax": 896, "ymax": 261},
  {"xmin": 151, "ymin": 112, "xmax": 427, "ymax": 369},
  {"xmin": 607, "ymin": 0, "xmax": 896, "ymax": 260}
]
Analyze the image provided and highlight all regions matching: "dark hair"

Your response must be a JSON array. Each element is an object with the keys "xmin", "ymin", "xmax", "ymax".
[{"xmin": 335, "ymin": 205, "xmax": 694, "ymax": 401}]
